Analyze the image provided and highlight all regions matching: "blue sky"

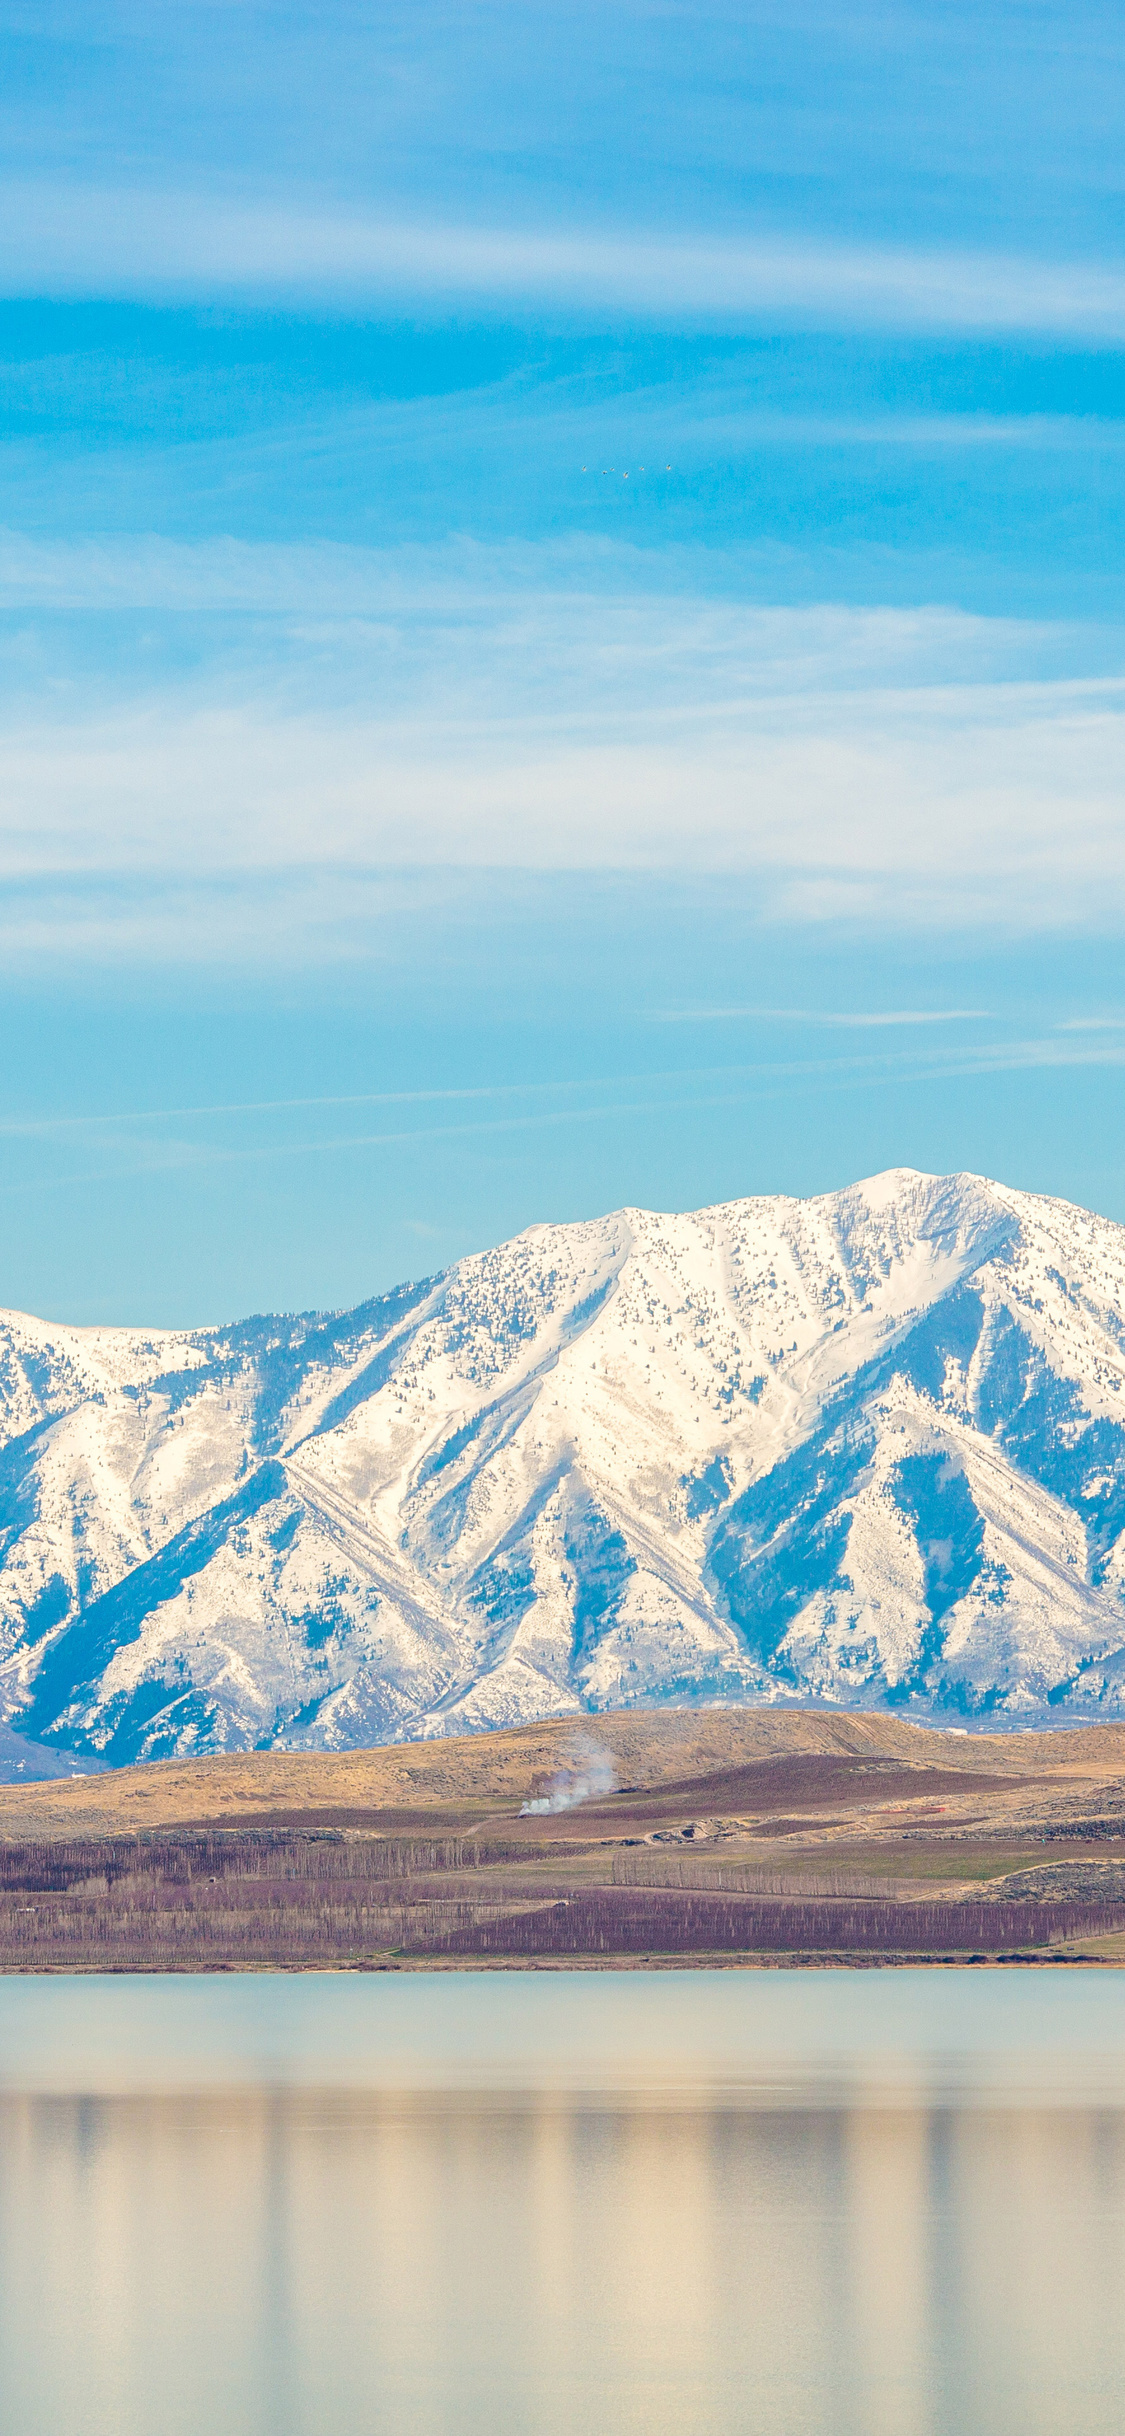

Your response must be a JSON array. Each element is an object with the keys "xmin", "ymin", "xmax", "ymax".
[{"xmin": 3, "ymin": 0, "xmax": 1125, "ymax": 1323}]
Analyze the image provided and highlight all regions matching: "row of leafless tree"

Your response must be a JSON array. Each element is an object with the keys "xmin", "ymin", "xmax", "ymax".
[
  {"xmin": 0, "ymin": 1831, "xmax": 527, "ymax": 1892},
  {"xmin": 608, "ymin": 1850, "xmax": 934, "ymax": 1897},
  {"xmin": 0, "ymin": 1831, "xmax": 1121, "ymax": 1965},
  {"xmin": 425, "ymin": 1888, "xmax": 1125, "ymax": 1956}
]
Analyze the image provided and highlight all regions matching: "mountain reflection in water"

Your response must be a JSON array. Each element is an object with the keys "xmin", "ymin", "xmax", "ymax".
[{"xmin": 0, "ymin": 1973, "xmax": 1124, "ymax": 2436}]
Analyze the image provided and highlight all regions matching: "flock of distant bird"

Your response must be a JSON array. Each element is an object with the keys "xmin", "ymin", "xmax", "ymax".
[{"xmin": 580, "ymin": 464, "xmax": 674, "ymax": 476}]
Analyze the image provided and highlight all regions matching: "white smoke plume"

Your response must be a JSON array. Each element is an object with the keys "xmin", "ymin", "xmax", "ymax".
[{"xmin": 519, "ymin": 1735, "xmax": 618, "ymax": 1815}]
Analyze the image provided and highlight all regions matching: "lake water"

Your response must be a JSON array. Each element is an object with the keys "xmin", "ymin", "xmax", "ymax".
[{"xmin": 1, "ymin": 1970, "xmax": 1125, "ymax": 2435}]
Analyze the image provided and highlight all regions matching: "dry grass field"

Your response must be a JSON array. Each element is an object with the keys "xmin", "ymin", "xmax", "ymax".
[{"xmin": 3, "ymin": 1708, "xmax": 1125, "ymax": 1968}]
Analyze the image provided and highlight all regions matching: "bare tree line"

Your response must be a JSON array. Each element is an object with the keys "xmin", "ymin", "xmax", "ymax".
[{"xmin": 0, "ymin": 1831, "xmax": 1121, "ymax": 1966}]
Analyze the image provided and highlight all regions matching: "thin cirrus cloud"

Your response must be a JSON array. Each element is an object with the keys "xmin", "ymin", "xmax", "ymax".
[
  {"xmin": 2, "ymin": 557, "xmax": 1125, "ymax": 948},
  {"xmin": 0, "ymin": 1031, "xmax": 1036, "ymax": 1142},
  {"xmin": 0, "ymin": 533, "xmax": 1080, "ymax": 681},
  {"xmin": 651, "ymin": 1007, "xmax": 993, "ymax": 1027},
  {"xmin": 0, "ymin": 522, "xmax": 1112, "ymax": 976},
  {"xmin": 5, "ymin": 180, "xmax": 1125, "ymax": 336},
  {"xmin": 8, "ymin": 1031, "xmax": 1125, "ymax": 1201},
  {"xmin": 2, "ymin": 675, "xmax": 1125, "ymax": 947}
]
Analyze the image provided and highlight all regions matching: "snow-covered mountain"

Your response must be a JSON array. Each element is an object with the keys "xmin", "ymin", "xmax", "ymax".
[{"xmin": 4, "ymin": 1167, "xmax": 1125, "ymax": 1767}]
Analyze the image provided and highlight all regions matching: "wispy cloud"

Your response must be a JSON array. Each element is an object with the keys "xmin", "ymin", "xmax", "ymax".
[
  {"xmin": 6, "ymin": 182, "xmax": 1125, "ymax": 336},
  {"xmin": 8, "ymin": 1031, "xmax": 1125, "ymax": 1204},
  {"xmin": 1, "ymin": 530, "xmax": 1079, "ymax": 679},
  {"xmin": 1, "ymin": 569, "xmax": 1125, "ymax": 948},
  {"xmin": 1, "ymin": 541, "xmax": 1122, "ymax": 956},
  {"xmin": 650, "ymin": 1006, "xmax": 993, "ymax": 1027}
]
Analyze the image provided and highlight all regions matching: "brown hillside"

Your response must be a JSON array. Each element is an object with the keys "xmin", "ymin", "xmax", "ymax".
[{"xmin": 3, "ymin": 1706, "xmax": 1125, "ymax": 1839}]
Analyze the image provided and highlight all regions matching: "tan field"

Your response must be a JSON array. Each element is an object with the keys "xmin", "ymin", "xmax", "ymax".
[{"xmin": 6, "ymin": 1704, "xmax": 1125, "ymax": 1835}]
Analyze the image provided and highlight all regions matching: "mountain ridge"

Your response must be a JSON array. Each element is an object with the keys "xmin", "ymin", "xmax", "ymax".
[{"xmin": 3, "ymin": 1166, "xmax": 1125, "ymax": 1769}]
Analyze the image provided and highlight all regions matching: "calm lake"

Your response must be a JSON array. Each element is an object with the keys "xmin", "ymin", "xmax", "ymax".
[{"xmin": 1, "ymin": 1970, "xmax": 1124, "ymax": 2435}]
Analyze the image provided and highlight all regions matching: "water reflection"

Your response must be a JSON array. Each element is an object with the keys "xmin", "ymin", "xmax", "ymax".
[{"xmin": 2, "ymin": 2072, "xmax": 1125, "ymax": 2435}]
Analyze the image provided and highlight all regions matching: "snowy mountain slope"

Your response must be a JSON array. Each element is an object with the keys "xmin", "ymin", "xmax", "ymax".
[{"xmin": 5, "ymin": 1168, "xmax": 1125, "ymax": 1764}]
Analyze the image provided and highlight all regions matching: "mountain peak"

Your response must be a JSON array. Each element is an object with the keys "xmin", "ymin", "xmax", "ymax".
[{"xmin": 1, "ymin": 1168, "xmax": 1124, "ymax": 1771}]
